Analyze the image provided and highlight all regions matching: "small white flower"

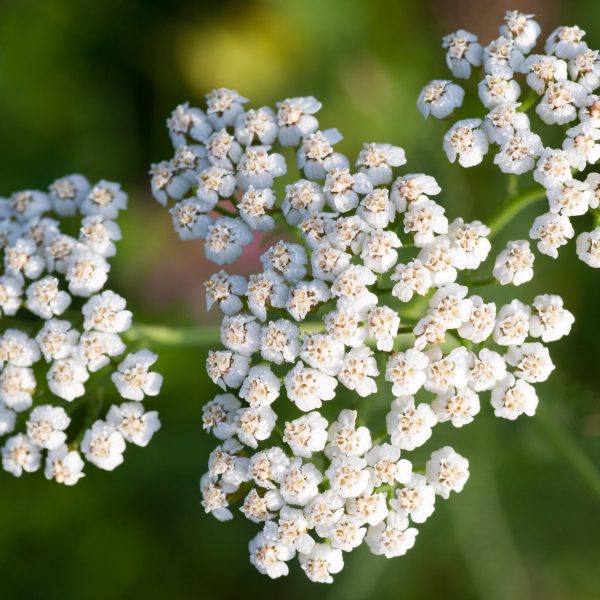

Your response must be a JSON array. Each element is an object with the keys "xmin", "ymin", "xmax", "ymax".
[
  {"xmin": 276, "ymin": 506, "xmax": 315, "ymax": 554},
  {"xmin": 2, "ymin": 434, "xmax": 41, "ymax": 477},
  {"xmin": 483, "ymin": 102, "xmax": 530, "ymax": 145},
  {"xmin": 443, "ymin": 29, "xmax": 483, "ymax": 78},
  {"xmin": 77, "ymin": 330, "xmax": 125, "ymax": 372},
  {"xmin": 65, "ymin": 250, "xmax": 110, "ymax": 297},
  {"xmin": 297, "ymin": 129, "xmax": 349, "ymax": 180},
  {"xmin": 499, "ymin": 10, "xmax": 541, "ymax": 53},
  {"xmin": 326, "ymin": 455, "xmax": 370, "ymax": 499},
  {"xmin": 246, "ymin": 271, "xmax": 288, "ymax": 321},
  {"xmin": 220, "ymin": 313, "xmax": 261, "ymax": 356},
  {"xmin": 355, "ymin": 143, "xmax": 406, "ymax": 185},
  {"xmin": 478, "ymin": 73, "xmax": 521, "ymax": 108},
  {"xmin": 365, "ymin": 511, "xmax": 418, "ymax": 558},
  {"xmin": 447, "ymin": 218, "xmax": 491, "ymax": 270},
  {"xmin": 238, "ymin": 186, "xmax": 276, "ymax": 231},
  {"xmin": 284, "ymin": 362, "xmax": 337, "ymax": 412},
  {"xmin": 7, "ymin": 190, "xmax": 50, "ymax": 222},
  {"xmin": 287, "ymin": 279, "xmax": 330, "ymax": 321},
  {"xmin": 202, "ymin": 393, "xmax": 241, "ymax": 440},
  {"xmin": 166, "ymin": 102, "xmax": 212, "ymax": 147},
  {"xmin": 491, "ymin": 374, "xmax": 539, "ymax": 420},
  {"xmin": 48, "ymin": 174, "xmax": 90, "ymax": 216},
  {"xmin": 536, "ymin": 81, "xmax": 587, "ymax": 125},
  {"xmin": 282, "ymin": 179, "xmax": 325, "ymax": 225},
  {"xmin": 234, "ymin": 106, "xmax": 278, "ymax": 146},
  {"xmin": 529, "ymin": 212, "xmax": 574, "ymax": 258},
  {"xmin": 82, "ymin": 290, "xmax": 132, "ymax": 333},
  {"xmin": 576, "ymin": 228, "xmax": 600, "ymax": 267},
  {"xmin": 4, "ymin": 238, "xmax": 45, "ymax": 280},
  {"xmin": 0, "ymin": 275, "xmax": 22, "ymax": 317},
  {"xmin": 204, "ymin": 217, "xmax": 253, "ymax": 265},
  {"xmin": 425, "ymin": 446, "xmax": 470, "ymax": 499},
  {"xmin": 311, "ymin": 244, "xmax": 352, "ymax": 282},
  {"xmin": 545, "ymin": 25, "xmax": 587, "ymax": 59},
  {"xmin": 26, "ymin": 405, "xmax": 70, "ymax": 449},
  {"xmin": 366, "ymin": 443, "xmax": 412, "ymax": 486},
  {"xmin": 331, "ymin": 265, "xmax": 377, "ymax": 312},
  {"xmin": 323, "ymin": 167, "xmax": 372, "ymax": 213},
  {"xmin": 534, "ymin": 149, "xmax": 573, "ymax": 190},
  {"xmin": 277, "ymin": 96, "xmax": 322, "ymax": 146},
  {"xmin": 204, "ymin": 270, "xmax": 247, "ymax": 316},
  {"xmin": 494, "ymin": 130, "xmax": 544, "ymax": 174},
  {"xmin": 205, "ymin": 87, "xmax": 248, "ymax": 128},
  {"xmin": 391, "ymin": 260, "xmax": 432, "ymax": 302},
  {"xmin": 107, "ymin": 402, "xmax": 161, "ymax": 446},
  {"xmin": 404, "ymin": 199, "xmax": 448, "ymax": 247},
  {"xmin": 0, "ymin": 407, "xmax": 16, "ymax": 436},
  {"xmin": 386, "ymin": 396, "xmax": 437, "ymax": 450},
  {"xmin": 47, "ymin": 358, "xmax": 89, "ymax": 401},
  {"xmin": 324, "ymin": 513, "xmax": 367, "ymax": 552},
  {"xmin": 260, "ymin": 320, "xmax": 301, "ymax": 365},
  {"xmin": 325, "ymin": 409, "xmax": 372, "ymax": 459},
  {"xmin": 240, "ymin": 488, "xmax": 283, "ymax": 522},
  {"xmin": 424, "ymin": 346, "xmax": 471, "ymax": 393},
  {"xmin": 482, "ymin": 36, "xmax": 524, "ymax": 75},
  {"xmin": 280, "ymin": 458, "xmax": 323, "ymax": 506},
  {"xmin": 200, "ymin": 473, "xmax": 235, "ymax": 522},
  {"xmin": 299, "ymin": 543, "xmax": 344, "ymax": 584},
  {"xmin": 0, "ymin": 365, "xmax": 35, "ymax": 412},
  {"xmin": 44, "ymin": 445, "xmax": 85, "ymax": 486},
  {"xmin": 0, "ymin": 329, "xmax": 41, "ymax": 367},
  {"xmin": 390, "ymin": 473, "xmax": 436, "ymax": 523},
  {"xmin": 468, "ymin": 348, "xmax": 507, "ymax": 392},
  {"xmin": 112, "ymin": 349, "xmax": 162, "ymax": 401},
  {"xmin": 249, "ymin": 522, "xmax": 294, "ymax": 579},
  {"xmin": 443, "ymin": 119, "xmax": 489, "ymax": 168},
  {"xmin": 248, "ymin": 447, "xmax": 289, "ymax": 489},
  {"xmin": 283, "ymin": 412, "xmax": 328, "ymax": 458},
  {"xmin": 432, "ymin": 387, "xmax": 480, "ymax": 427},
  {"xmin": 236, "ymin": 145, "xmax": 287, "ymax": 191},
  {"xmin": 457, "ymin": 296, "xmax": 496, "ymax": 343},
  {"xmin": 79, "ymin": 216, "xmax": 121, "ymax": 257},
  {"xmin": 357, "ymin": 188, "xmax": 396, "ymax": 229},
  {"xmin": 493, "ymin": 300, "xmax": 531, "ymax": 346},
  {"xmin": 417, "ymin": 80, "xmax": 465, "ymax": 119},
  {"xmin": 81, "ymin": 421, "xmax": 126, "ymax": 471},
  {"xmin": 239, "ymin": 365, "xmax": 280, "ymax": 408},
  {"xmin": 548, "ymin": 179, "xmax": 591, "ymax": 217},
  {"xmin": 301, "ymin": 333, "xmax": 345, "ymax": 376},
  {"xmin": 578, "ymin": 94, "xmax": 600, "ymax": 127},
  {"xmin": 505, "ymin": 342, "xmax": 555, "ymax": 383},
  {"xmin": 529, "ymin": 294, "xmax": 574, "ymax": 342},
  {"xmin": 385, "ymin": 349, "xmax": 429, "ymax": 397},
  {"xmin": 81, "ymin": 180, "xmax": 127, "ymax": 219},
  {"xmin": 360, "ymin": 229, "xmax": 402, "ymax": 273},
  {"xmin": 391, "ymin": 173, "xmax": 441, "ymax": 212},
  {"xmin": 563, "ymin": 123, "xmax": 600, "ymax": 170},
  {"xmin": 493, "ymin": 240, "xmax": 534, "ymax": 286},
  {"xmin": 261, "ymin": 240, "xmax": 307, "ymax": 283}
]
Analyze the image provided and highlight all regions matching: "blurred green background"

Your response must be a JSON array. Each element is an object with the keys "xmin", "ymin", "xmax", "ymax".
[{"xmin": 1, "ymin": 0, "xmax": 599, "ymax": 598}]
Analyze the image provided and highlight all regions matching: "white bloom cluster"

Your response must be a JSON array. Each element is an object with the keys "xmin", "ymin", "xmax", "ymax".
[
  {"xmin": 419, "ymin": 10, "xmax": 600, "ymax": 270},
  {"xmin": 0, "ymin": 177, "xmax": 162, "ymax": 484},
  {"xmin": 167, "ymin": 92, "xmax": 575, "ymax": 583}
]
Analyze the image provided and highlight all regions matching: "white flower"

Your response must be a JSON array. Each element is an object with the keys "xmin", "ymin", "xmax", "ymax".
[
  {"xmin": 419, "ymin": 236, "xmax": 458, "ymax": 285},
  {"xmin": 236, "ymin": 145, "xmax": 287, "ymax": 191},
  {"xmin": 432, "ymin": 387, "xmax": 480, "ymax": 427},
  {"xmin": 48, "ymin": 174, "xmax": 90, "ymax": 216},
  {"xmin": 280, "ymin": 458, "xmax": 323, "ymax": 506},
  {"xmin": 0, "ymin": 407, "xmax": 16, "ymax": 436},
  {"xmin": 150, "ymin": 161, "xmax": 191, "ymax": 206},
  {"xmin": 390, "ymin": 473, "xmax": 436, "ymax": 523},
  {"xmin": 77, "ymin": 331, "xmax": 125, "ymax": 372},
  {"xmin": 366, "ymin": 443, "xmax": 412, "ymax": 486},
  {"xmin": 301, "ymin": 333, "xmax": 345, "ymax": 376},
  {"xmin": 82, "ymin": 290, "xmax": 132, "ymax": 333},
  {"xmin": 457, "ymin": 296, "xmax": 496, "ymax": 343},
  {"xmin": 545, "ymin": 25, "xmax": 587, "ymax": 59},
  {"xmin": 0, "ymin": 366, "xmax": 35, "ymax": 412},
  {"xmin": 277, "ymin": 96, "xmax": 321, "ymax": 146},
  {"xmin": 443, "ymin": 119, "xmax": 489, "ymax": 168},
  {"xmin": 205, "ymin": 87, "xmax": 248, "ymax": 128},
  {"xmin": 44, "ymin": 445, "xmax": 85, "ymax": 486},
  {"xmin": 365, "ymin": 511, "xmax": 418, "ymax": 558},
  {"xmin": 200, "ymin": 473, "xmax": 235, "ymax": 522},
  {"xmin": 391, "ymin": 174, "xmax": 441, "ymax": 211},
  {"xmin": 547, "ymin": 179, "xmax": 592, "ymax": 217},
  {"xmin": 0, "ymin": 275, "xmax": 22, "ymax": 316},
  {"xmin": 81, "ymin": 421, "xmax": 126, "ymax": 471},
  {"xmin": 25, "ymin": 276, "xmax": 70, "ymax": 319},
  {"xmin": 494, "ymin": 130, "xmax": 544, "ymax": 174},
  {"xmin": 355, "ymin": 143, "xmax": 406, "ymax": 185},
  {"xmin": 65, "ymin": 250, "xmax": 109, "ymax": 297},
  {"xmin": 499, "ymin": 10, "xmax": 541, "ymax": 53},
  {"xmin": 80, "ymin": 180, "xmax": 127, "ymax": 219},
  {"xmin": 385, "ymin": 349, "xmax": 429, "ymax": 397},
  {"xmin": 287, "ymin": 279, "xmax": 330, "ymax": 321},
  {"xmin": 323, "ymin": 167, "xmax": 372, "ymax": 213},
  {"xmin": 240, "ymin": 488, "xmax": 283, "ymax": 522},
  {"xmin": 284, "ymin": 362, "xmax": 337, "ymax": 412},
  {"xmin": 327, "ymin": 214, "xmax": 371, "ymax": 253},
  {"xmin": 357, "ymin": 188, "xmax": 396, "ymax": 229},
  {"xmin": 47, "ymin": 358, "xmax": 89, "ymax": 401},
  {"xmin": 417, "ymin": 80, "xmax": 464, "ymax": 119},
  {"xmin": 107, "ymin": 402, "xmax": 161, "ymax": 447},
  {"xmin": 536, "ymin": 81, "xmax": 587, "ymax": 125},
  {"xmin": 221, "ymin": 314, "xmax": 261, "ymax": 356},
  {"xmin": 482, "ymin": 36, "xmax": 524, "ymax": 75},
  {"xmin": 246, "ymin": 271, "xmax": 288, "ymax": 321},
  {"xmin": 202, "ymin": 393, "xmax": 241, "ymax": 440},
  {"xmin": 283, "ymin": 412, "xmax": 328, "ymax": 458},
  {"xmin": 563, "ymin": 123, "xmax": 600, "ymax": 169},
  {"xmin": 208, "ymin": 439, "xmax": 249, "ymax": 488},
  {"xmin": 576, "ymin": 228, "xmax": 600, "ymax": 267},
  {"xmin": 337, "ymin": 346, "xmax": 379, "ymax": 397},
  {"xmin": 205, "ymin": 270, "xmax": 246, "ymax": 316},
  {"xmin": 167, "ymin": 102, "xmax": 212, "ymax": 147},
  {"xmin": 468, "ymin": 348, "xmax": 507, "ymax": 392},
  {"xmin": 360, "ymin": 229, "xmax": 402, "ymax": 273},
  {"xmin": 344, "ymin": 486, "xmax": 388, "ymax": 526},
  {"xmin": 428, "ymin": 283, "xmax": 473, "ymax": 329},
  {"xmin": 249, "ymin": 522, "xmax": 294, "ymax": 579},
  {"xmin": 579, "ymin": 94, "xmax": 600, "ymax": 126},
  {"xmin": 386, "ymin": 396, "xmax": 437, "ymax": 450},
  {"xmin": 238, "ymin": 186, "xmax": 276, "ymax": 231},
  {"xmin": 2, "ymin": 434, "xmax": 41, "ymax": 477},
  {"xmin": 569, "ymin": 49, "xmax": 600, "ymax": 90},
  {"xmin": 7, "ymin": 190, "xmax": 50, "ymax": 222},
  {"xmin": 0, "ymin": 329, "xmax": 41, "ymax": 367},
  {"xmin": 483, "ymin": 102, "xmax": 530, "ymax": 144},
  {"xmin": 424, "ymin": 346, "xmax": 471, "ymax": 393},
  {"xmin": 391, "ymin": 260, "xmax": 432, "ymax": 302},
  {"xmin": 505, "ymin": 342, "xmax": 555, "ymax": 383},
  {"xmin": 311, "ymin": 244, "xmax": 351, "ymax": 282},
  {"xmin": 248, "ymin": 447, "xmax": 288, "ymax": 489},
  {"xmin": 26, "ymin": 405, "xmax": 70, "ymax": 449},
  {"xmin": 325, "ymin": 409, "xmax": 372, "ymax": 459},
  {"xmin": 534, "ymin": 149, "xmax": 573, "ymax": 190},
  {"xmin": 367, "ymin": 305, "xmax": 400, "ymax": 352},
  {"xmin": 204, "ymin": 217, "xmax": 252, "ymax": 265},
  {"xmin": 276, "ymin": 506, "xmax": 315, "ymax": 554},
  {"xmin": 491, "ymin": 374, "xmax": 539, "ymax": 420},
  {"xmin": 324, "ymin": 514, "xmax": 366, "ymax": 552},
  {"xmin": 235, "ymin": 406, "xmax": 277, "ymax": 448},
  {"xmin": 529, "ymin": 212, "xmax": 574, "ymax": 258},
  {"xmin": 79, "ymin": 215, "xmax": 121, "ymax": 257},
  {"xmin": 4, "ymin": 238, "xmax": 45, "ymax": 279},
  {"xmin": 112, "ymin": 349, "xmax": 162, "ymax": 401},
  {"xmin": 404, "ymin": 199, "xmax": 448, "ymax": 247},
  {"xmin": 261, "ymin": 240, "xmax": 307, "ymax": 283},
  {"xmin": 234, "ymin": 107, "xmax": 277, "ymax": 146},
  {"xmin": 304, "ymin": 490, "xmax": 345, "ymax": 535},
  {"xmin": 478, "ymin": 74, "xmax": 521, "ymax": 109},
  {"xmin": 425, "ymin": 446, "xmax": 469, "ymax": 499},
  {"xmin": 239, "ymin": 366, "xmax": 280, "ymax": 408},
  {"xmin": 494, "ymin": 300, "xmax": 531, "ymax": 346},
  {"xmin": 326, "ymin": 456, "xmax": 370, "ymax": 498},
  {"xmin": 447, "ymin": 218, "xmax": 491, "ymax": 270},
  {"xmin": 493, "ymin": 240, "xmax": 534, "ymax": 286},
  {"xmin": 169, "ymin": 199, "xmax": 210, "ymax": 240},
  {"xmin": 299, "ymin": 543, "xmax": 344, "ymax": 584},
  {"xmin": 529, "ymin": 294, "xmax": 574, "ymax": 342},
  {"xmin": 297, "ymin": 129, "xmax": 349, "ymax": 180},
  {"xmin": 331, "ymin": 266, "xmax": 377, "ymax": 312},
  {"xmin": 282, "ymin": 180, "xmax": 325, "ymax": 225},
  {"xmin": 260, "ymin": 320, "xmax": 301, "ymax": 365},
  {"xmin": 443, "ymin": 30, "xmax": 483, "ymax": 78}
]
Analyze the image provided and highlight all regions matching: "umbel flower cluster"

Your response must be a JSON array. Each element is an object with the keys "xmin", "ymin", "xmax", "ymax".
[
  {"xmin": 154, "ymin": 90, "xmax": 574, "ymax": 583},
  {"xmin": 419, "ymin": 10, "xmax": 600, "ymax": 270},
  {"xmin": 0, "ymin": 177, "xmax": 162, "ymax": 485}
]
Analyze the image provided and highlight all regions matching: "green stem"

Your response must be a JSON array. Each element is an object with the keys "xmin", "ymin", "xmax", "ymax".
[
  {"xmin": 488, "ymin": 185, "xmax": 547, "ymax": 239},
  {"xmin": 535, "ymin": 405, "xmax": 600, "ymax": 502},
  {"xmin": 124, "ymin": 323, "xmax": 222, "ymax": 347}
]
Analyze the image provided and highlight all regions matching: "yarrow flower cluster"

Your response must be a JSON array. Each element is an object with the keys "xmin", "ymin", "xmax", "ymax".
[
  {"xmin": 0, "ymin": 177, "xmax": 162, "ymax": 484},
  {"xmin": 154, "ymin": 90, "xmax": 575, "ymax": 583},
  {"xmin": 419, "ymin": 10, "xmax": 600, "ymax": 270}
]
